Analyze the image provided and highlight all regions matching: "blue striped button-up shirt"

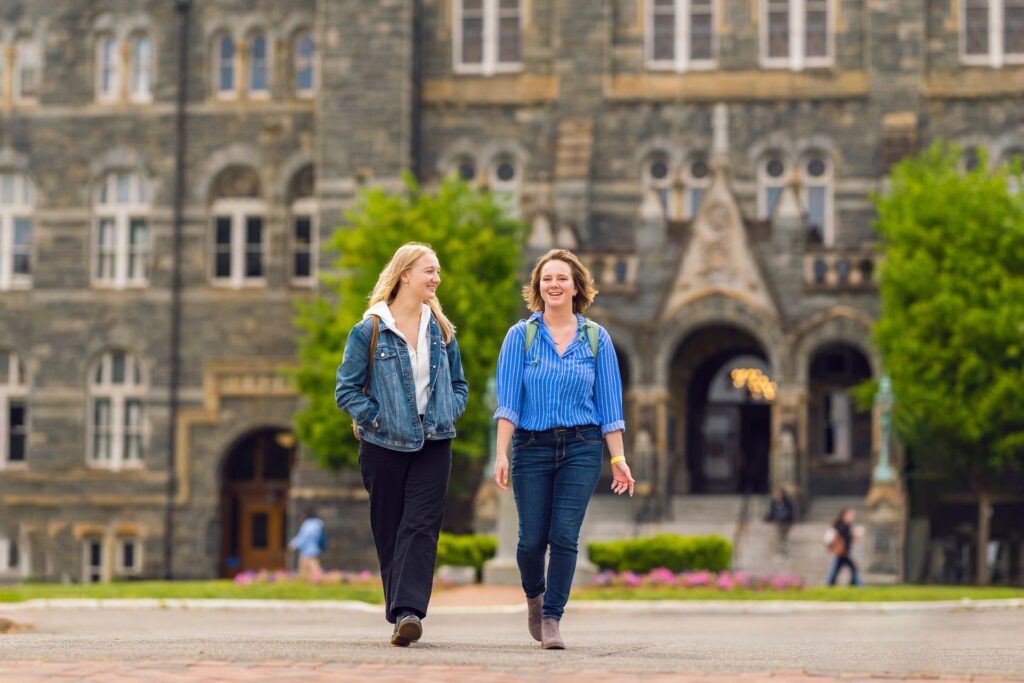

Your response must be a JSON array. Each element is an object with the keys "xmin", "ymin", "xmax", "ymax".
[{"xmin": 493, "ymin": 312, "xmax": 625, "ymax": 434}]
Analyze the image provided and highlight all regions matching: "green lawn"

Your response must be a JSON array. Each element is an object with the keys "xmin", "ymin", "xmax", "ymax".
[
  {"xmin": 0, "ymin": 580, "xmax": 383, "ymax": 604},
  {"xmin": 2, "ymin": 581, "xmax": 1022, "ymax": 604},
  {"xmin": 574, "ymin": 585, "xmax": 1024, "ymax": 602}
]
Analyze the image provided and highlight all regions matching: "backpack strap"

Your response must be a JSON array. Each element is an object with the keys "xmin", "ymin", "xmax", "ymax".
[
  {"xmin": 362, "ymin": 315, "xmax": 380, "ymax": 395},
  {"xmin": 524, "ymin": 317, "xmax": 600, "ymax": 359},
  {"xmin": 524, "ymin": 319, "xmax": 540, "ymax": 356},
  {"xmin": 582, "ymin": 318, "xmax": 600, "ymax": 358}
]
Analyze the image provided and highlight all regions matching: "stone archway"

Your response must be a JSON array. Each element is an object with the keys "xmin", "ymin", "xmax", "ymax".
[{"xmin": 219, "ymin": 428, "xmax": 296, "ymax": 577}]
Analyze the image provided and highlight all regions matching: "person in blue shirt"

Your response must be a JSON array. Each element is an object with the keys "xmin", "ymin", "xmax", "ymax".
[
  {"xmin": 289, "ymin": 509, "xmax": 325, "ymax": 579},
  {"xmin": 493, "ymin": 248, "xmax": 635, "ymax": 650},
  {"xmin": 335, "ymin": 243, "xmax": 469, "ymax": 647}
]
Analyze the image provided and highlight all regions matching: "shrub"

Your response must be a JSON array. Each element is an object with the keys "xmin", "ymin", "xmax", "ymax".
[
  {"xmin": 435, "ymin": 533, "xmax": 497, "ymax": 580},
  {"xmin": 586, "ymin": 534, "xmax": 731, "ymax": 573}
]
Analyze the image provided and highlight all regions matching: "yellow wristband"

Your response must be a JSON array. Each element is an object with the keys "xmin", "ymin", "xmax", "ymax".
[{"xmin": 609, "ymin": 455, "xmax": 626, "ymax": 465}]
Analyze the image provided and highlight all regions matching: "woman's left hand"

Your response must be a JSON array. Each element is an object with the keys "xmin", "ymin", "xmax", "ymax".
[{"xmin": 611, "ymin": 460, "xmax": 635, "ymax": 497}]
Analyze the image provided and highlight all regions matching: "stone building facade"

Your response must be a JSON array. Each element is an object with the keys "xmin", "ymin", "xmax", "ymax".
[{"xmin": 1, "ymin": 0, "xmax": 1022, "ymax": 583}]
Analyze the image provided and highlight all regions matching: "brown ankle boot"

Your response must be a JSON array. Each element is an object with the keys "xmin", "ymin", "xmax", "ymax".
[
  {"xmin": 541, "ymin": 617, "xmax": 565, "ymax": 650},
  {"xmin": 527, "ymin": 594, "xmax": 543, "ymax": 641}
]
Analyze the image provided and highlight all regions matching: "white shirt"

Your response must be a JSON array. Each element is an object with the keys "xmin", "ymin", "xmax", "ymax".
[{"xmin": 364, "ymin": 301, "xmax": 432, "ymax": 415}]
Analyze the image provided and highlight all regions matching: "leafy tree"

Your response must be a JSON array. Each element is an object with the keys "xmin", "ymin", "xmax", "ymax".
[
  {"xmin": 872, "ymin": 143, "xmax": 1024, "ymax": 584},
  {"xmin": 290, "ymin": 174, "xmax": 523, "ymax": 531}
]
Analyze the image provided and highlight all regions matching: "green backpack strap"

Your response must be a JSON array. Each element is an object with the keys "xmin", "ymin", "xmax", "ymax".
[{"xmin": 524, "ymin": 318, "xmax": 599, "ymax": 358}]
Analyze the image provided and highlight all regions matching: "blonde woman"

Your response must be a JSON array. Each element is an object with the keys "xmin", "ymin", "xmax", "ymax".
[
  {"xmin": 493, "ymin": 248, "xmax": 634, "ymax": 649},
  {"xmin": 335, "ymin": 243, "xmax": 468, "ymax": 647}
]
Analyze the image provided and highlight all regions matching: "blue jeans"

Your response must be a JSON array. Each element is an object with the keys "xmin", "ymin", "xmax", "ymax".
[
  {"xmin": 827, "ymin": 555, "xmax": 863, "ymax": 586},
  {"xmin": 511, "ymin": 425, "xmax": 603, "ymax": 620}
]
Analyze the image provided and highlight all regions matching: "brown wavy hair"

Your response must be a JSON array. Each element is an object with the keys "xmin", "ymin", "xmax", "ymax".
[{"xmin": 522, "ymin": 249, "xmax": 598, "ymax": 313}]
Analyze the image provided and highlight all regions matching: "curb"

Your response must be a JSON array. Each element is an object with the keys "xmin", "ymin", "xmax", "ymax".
[{"xmin": 1, "ymin": 597, "xmax": 1021, "ymax": 615}]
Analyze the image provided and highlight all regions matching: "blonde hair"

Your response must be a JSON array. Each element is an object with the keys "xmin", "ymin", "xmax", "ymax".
[
  {"xmin": 368, "ymin": 243, "xmax": 455, "ymax": 343},
  {"xmin": 522, "ymin": 249, "xmax": 598, "ymax": 313}
]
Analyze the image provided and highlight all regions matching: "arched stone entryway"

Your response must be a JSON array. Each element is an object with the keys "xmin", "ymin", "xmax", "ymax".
[
  {"xmin": 667, "ymin": 325, "xmax": 774, "ymax": 495},
  {"xmin": 219, "ymin": 428, "xmax": 296, "ymax": 577}
]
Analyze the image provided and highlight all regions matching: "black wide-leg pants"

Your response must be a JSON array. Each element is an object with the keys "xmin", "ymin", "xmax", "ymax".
[{"xmin": 358, "ymin": 437, "xmax": 452, "ymax": 623}]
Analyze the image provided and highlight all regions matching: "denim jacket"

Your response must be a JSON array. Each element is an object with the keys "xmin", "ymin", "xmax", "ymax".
[{"xmin": 335, "ymin": 312, "xmax": 469, "ymax": 452}]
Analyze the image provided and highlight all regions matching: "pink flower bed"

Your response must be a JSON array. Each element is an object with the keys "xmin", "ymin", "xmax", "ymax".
[
  {"xmin": 593, "ymin": 568, "xmax": 803, "ymax": 591},
  {"xmin": 232, "ymin": 569, "xmax": 377, "ymax": 586}
]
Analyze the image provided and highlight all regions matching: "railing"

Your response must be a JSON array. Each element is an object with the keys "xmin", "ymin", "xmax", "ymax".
[{"xmin": 804, "ymin": 249, "xmax": 879, "ymax": 291}]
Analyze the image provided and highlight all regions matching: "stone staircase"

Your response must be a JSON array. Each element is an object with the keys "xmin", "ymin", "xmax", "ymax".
[{"xmin": 584, "ymin": 494, "xmax": 869, "ymax": 586}]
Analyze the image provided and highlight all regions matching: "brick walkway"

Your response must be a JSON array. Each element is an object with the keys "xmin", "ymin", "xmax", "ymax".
[{"xmin": 0, "ymin": 662, "xmax": 1018, "ymax": 683}]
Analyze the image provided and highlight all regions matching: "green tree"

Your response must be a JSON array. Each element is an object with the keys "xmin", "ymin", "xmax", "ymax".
[
  {"xmin": 290, "ymin": 174, "xmax": 523, "ymax": 531},
  {"xmin": 872, "ymin": 143, "xmax": 1024, "ymax": 584}
]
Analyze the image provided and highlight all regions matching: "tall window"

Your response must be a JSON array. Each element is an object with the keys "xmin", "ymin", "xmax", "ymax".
[
  {"xmin": 14, "ymin": 38, "xmax": 40, "ymax": 102},
  {"xmin": 0, "ymin": 352, "xmax": 28, "ymax": 469},
  {"xmin": 130, "ymin": 34, "xmax": 153, "ymax": 101},
  {"xmin": 89, "ymin": 351, "xmax": 146, "ymax": 470},
  {"xmin": 489, "ymin": 154, "xmax": 522, "ymax": 217},
  {"xmin": 294, "ymin": 32, "xmax": 316, "ymax": 96},
  {"xmin": 96, "ymin": 35, "xmax": 121, "ymax": 101},
  {"xmin": 802, "ymin": 155, "xmax": 833, "ymax": 244},
  {"xmin": 1002, "ymin": 148, "xmax": 1023, "ymax": 194},
  {"xmin": 83, "ymin": 538, "xmax": 104, "ymax": 583},
  {"xmin": 0, "ymin": 173, "xmax": 34, "ymax": 290},
  {"xmin": 684, "ymin": 157, "xmax": 711, "ymax": 218},
  {"xmin": 963, "ymin": 0, "xmax": 1024, "ymax": 65},
  {"xmin": 647, "ymin": 0, "xmax": 716, "ymax": 70},
  {"xmin": 215, "ymin": 34, "xmax": 237, "ymax": 96},
  {"xmin": 290, "ymin": 167, "xmax": 317, "ymax": 286},
  {"xmin": 94, "ymin": 173, "xmax": 150, "ymax": 288},
  {"xmin": 249, "ymin": 33, "xmax": 269, "ymax": 96},
  {"xmin": 644, "ymin": 153, "xmax": 675, "ymax": 217},
  {"xmin": 758, "ymin": 156, "xmax": 788, "ymax": 219},
  {"xmin": 454, "ymin": 0, "xmax": 522, "ymax": 75},
  {"xmin": 762, "ymin": 0, "xmax": 832, "ymax": 69},
  {"xmin": 115, "ymin": 537, "xmax": 142, "ymax": 575}
]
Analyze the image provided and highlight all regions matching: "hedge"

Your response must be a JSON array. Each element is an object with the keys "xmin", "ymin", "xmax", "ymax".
[
  {"xmin": 435, "ymin": 533, "xmax": 497, "ymax": 580},
  {"xmin": 586, "ymin": 534, "xmax": 732, "ymax": 573}
]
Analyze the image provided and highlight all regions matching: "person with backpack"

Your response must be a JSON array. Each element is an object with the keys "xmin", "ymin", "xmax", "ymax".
[
  {"xmin": 289, "ymin": 509, "xmax": 326, "ymax": 578},
  {"xmin": 492, "ymin": 248, "xmax": 635, "ymax": 650},
  {"xmin": 335, "ymin": 242, "xmax": 468, "ymax": 647},
  {"xmin": 825, "ymin": 506, "xmax": 864, "ymax": 586}
]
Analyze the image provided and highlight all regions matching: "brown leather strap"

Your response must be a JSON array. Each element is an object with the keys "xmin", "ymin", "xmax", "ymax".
[{"xmin": 362, "ymin": 315, "xmax": 380, "ymax": 395}]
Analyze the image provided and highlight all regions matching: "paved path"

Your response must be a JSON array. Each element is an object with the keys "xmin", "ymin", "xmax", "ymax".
[{"xmin": 1, "ymin": 603, "xmax": 1021, "ymax": 682}]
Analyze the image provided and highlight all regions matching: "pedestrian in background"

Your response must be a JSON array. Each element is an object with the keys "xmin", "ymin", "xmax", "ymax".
[
  {"xmin": 335, "ymin": 242, "xmax": 469, "ymax": 647},
  {"xmin": 825, "ymin": 506, "xmax": 864, "ymax": 586},
  {"xmin": 289, "ymin": 509, "xmax": 325, "ymax": 578},
  {"xmin": 764, "ymin": 487, "xmax": 795, "ymax": 557},
  {"xmin": 492, "ymin": 248, "xmax": 635, "ymax": 650}
]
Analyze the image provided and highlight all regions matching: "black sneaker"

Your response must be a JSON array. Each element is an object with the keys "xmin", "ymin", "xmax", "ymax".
[{"xmin": 390, "ymin": 614, "xmax": 423, "ymax": 647}]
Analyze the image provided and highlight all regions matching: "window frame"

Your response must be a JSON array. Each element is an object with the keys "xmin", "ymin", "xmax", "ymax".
[
  {"xmin": 129, "ymin": 33, "xmax": 154, "ymax": 103},
  {"xmin": 489, "ymin": 154, "xmax": 522, "ymax": 218},
  {"xmin": 453, "ymin": 0, "xmax": 524, "ymax": 76},
  {"xmin": 247, "ymin": 31, "xmax": 271, "ymax": 98},
  {"xmin": 0, "ymin": 173, "xmax": 35, "ymax": 291},
  {"xmin": 115, "ymin": 537, "xmax": 142, "ymax": 575},
  {"xmin": 757, "ymin": 155, "xmax": 789, "ymax": 219},
  {"xmin": 646, "ymin": 0, "xmax": 718, "ymax": 72},
  {"xmin": 213, "ymin": 33, "xmax": 238, "ymax": 99},
  {"xmin": 294, "ymin": 30, "xmax": 317, "ymax": 97},
  {"xmin": 82, "ymin": 537, "xmax": 106, "ymax": 583},
  {"xmin": 760, "ymin": 0, "xmax": 834, "ymax": 70},
  {"xmin": 210, "ymin": 197, "xmax": 268, "ymax": 289},
  {"xmin": 0, "ymin": 351, "xmax": 28, "ymax": 470},
  {"xmin": 93, "ymin": 173, "xmax": 151, "ymax": 289},
  {"xmin": 87, "ymin": 351, "xmax": 147, "ymax": 471},
  {"xmin": 683, "ymin": 156, "xmax": 712, "ymax": 219},
  {"xmin": 13, "ymin": 37, "xmax": 40, "ymax": 103},
  {"xmin": 95, "ymin": 34, "xmax": 122, "ymax": 102},
  {"xmin": 961, "ymin": 0, "xmax": 1024, "ymax": 66},
  {"xmin": 290, "ymin": 197, "xmax": 318, "ymax": 287},
  {"xmin": 801, "ymin": 153, "xmax": 834, "ymax": 245},
  {"xmin": 0, "ymin": 533, "xmax": 28, "ymax": 577}
]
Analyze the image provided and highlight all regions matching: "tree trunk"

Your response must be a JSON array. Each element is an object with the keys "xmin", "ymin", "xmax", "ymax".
[{"xmin": 976, "ymin": 487, "xmax": 992, "ymax": 586}]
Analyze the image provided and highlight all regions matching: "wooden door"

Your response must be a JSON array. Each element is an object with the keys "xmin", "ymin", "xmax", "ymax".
[{"xmin": 239, "ymin": 499, "xmax": 285, "ymax": 572}]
